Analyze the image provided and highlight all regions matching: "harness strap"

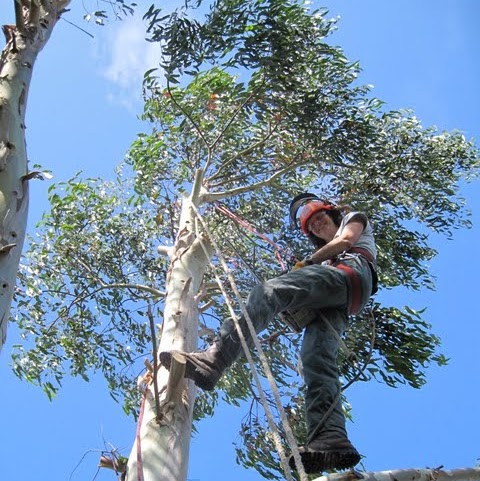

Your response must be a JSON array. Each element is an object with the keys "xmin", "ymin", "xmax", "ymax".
[
  {"xmin": 348, "ymin": 246, "xmax": 375, "ymax": 264},
  {"xmin": 334, "ymin": 263, "xmax": 362, "ymax": 315}
]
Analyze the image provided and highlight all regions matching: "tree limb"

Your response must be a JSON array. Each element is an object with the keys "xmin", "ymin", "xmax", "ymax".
[
  {"xmin": 163, "ymin": 352, "xmax": 186, "ymax": 405},
  {"xmin": 167, "ymin": 80, "xmax": 209, "ymax": 148},
  {"xmin": 211, "ymin": 92, "xmax": 256, "ymax": 150},
  {"xmin": 28, "ymin": 0, "xmax": 40, "ymax": 27},
  {"xmin": 14, "ymin": 0, "xmax": 26, "ymax": 32},
  {"xmin": 46, "ymin": 283, "xmax": 165, "ymax": 333},
  {"xmin": 201, "ymin": 160, "xmax": 306, "ymax": 202},
  {"xmin": 314, "ymin": 468, "xmax": 480, "ymax": 481},
  {"xmin": 207, "ymin": 120, "xmax": 281, "ymax": 183}
]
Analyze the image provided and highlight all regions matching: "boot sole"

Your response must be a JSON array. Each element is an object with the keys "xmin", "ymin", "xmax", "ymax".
[
  {"xmin": 159, "ymin": 351, "xmax": 217, "ymax": 391},
  {"xmin": 289, "ymin": 448, "xmax": 361, "ymax": 474}
]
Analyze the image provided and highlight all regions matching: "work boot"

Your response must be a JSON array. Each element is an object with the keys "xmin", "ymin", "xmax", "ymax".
[
  {"xmin": 159, "ymin": 342, "xmax": 229, "ymax": 391},
  {"xmin": 289, "ymin": 437, "xmax": 361, "ymax": 474}
]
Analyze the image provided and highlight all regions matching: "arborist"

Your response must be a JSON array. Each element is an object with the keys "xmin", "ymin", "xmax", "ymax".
[{"xmin": 160, "ymin": 193, "xmax": 378, "ymax": 474}]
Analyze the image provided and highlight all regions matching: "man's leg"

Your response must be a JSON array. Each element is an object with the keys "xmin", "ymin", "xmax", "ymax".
[
  {"xmin": 160, "ymin": 265, "xmax": 350, "ymax": 390},
  {"xmin": 291, "ymin": 309, "xmax": 360, "ymax": 473}
]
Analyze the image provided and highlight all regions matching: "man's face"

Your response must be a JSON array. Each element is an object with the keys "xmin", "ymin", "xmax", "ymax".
[{"xmin": 307, "ymin": 211, "xmax": 338, "ymax": 242}]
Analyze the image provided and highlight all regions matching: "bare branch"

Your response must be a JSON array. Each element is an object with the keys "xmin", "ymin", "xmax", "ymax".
[
  {"xmin": 207, "ymin": 121, "xmax": 281, "ymax": 183},
  {"xmin": 14, "ymin": 0, "xmax": 26, "ymax": 32},
  {"xmin": 199, "ymin": 299, "xmax": 215, "ymax": 313},
  {"xmin": 100, "ymin": 283, "xmax": 165, "ymax": 298},
  {"xmin": 157, "ymin": 245, "xmax": 173, "ymax": 257},
  {"xmin": 201, "ymin": 160, "xmax": 305, "ymax": 202},
  {"xmin": 46, "ymin": 283, "xmax": 165, "ymax": 333},
  {"xmin": 167, "ymin": 81, "xmax": 209, "ymax": 148},
  {"xmin": 315, "ymin": 468, "xmax": 480, "ymax": 481},
  {"xmin": 164, "ymin": 352, "xmax": 186, "ymax": 405},
  {"xmin": 28, "ymin": 0, "xmax": 40, "ymax": 27},
  {"xmin": 204, "ymin": 91, "xmax": 257, "ymax": 171},
  {"xmin": 147, "ymin": 305, "xmax": 162, "ymax": 424}
]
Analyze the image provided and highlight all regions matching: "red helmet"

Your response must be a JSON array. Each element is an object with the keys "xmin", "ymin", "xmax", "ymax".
[
  {"xmin": 289, "ymin": 193, "xmax": 336, "ymax": 234},
  {"xmin": 299, "ymin": 201, "xmax": 335, "ymax": 234}
]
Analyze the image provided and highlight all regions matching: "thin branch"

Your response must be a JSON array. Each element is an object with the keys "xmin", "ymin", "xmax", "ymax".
[
  {"xmin": 207, "ymin": 121, "xmax": 281, "ymax": 183},
  {"xmin": 204, "ymin": 91, "xmax": 257, "ymax": 172},
  {"xmin": 202, "ymin": 160, "xmax": 307, "ymax": 202},
  {"xmin": 60, "ymin": 16, "xmax": 95, "ymax": 38},
  {"xmin": 343, "ymin": 308, "xmax": 376, "ymax": 390},
  {"xmin": 210, "ymin": 149, "xmax": 306, "ymax": 188},
  {"xmin": 46, "ymin": 283, "xmax": 165, "ymax": 332},
  {"xmin": 147, "ymin": 305, "xmax": 162, "ymax": 424},
  {"xmin": 102, "ymin": 283, "xmax": 165, "ymax": 298},
  {"xmin": 167, "ymin": 80, "xmax": 209, "ymax": 148}
]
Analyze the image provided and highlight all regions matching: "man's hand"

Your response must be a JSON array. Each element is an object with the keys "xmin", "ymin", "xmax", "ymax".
[{"xmin": 293, "ymin": 258, "xmax": 313, "ymax": 270}]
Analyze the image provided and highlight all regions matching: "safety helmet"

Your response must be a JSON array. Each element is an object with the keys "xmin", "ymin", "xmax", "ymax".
[{"xmin": 289, "ymin": 193, "xmax": 336, "ymax": 235}]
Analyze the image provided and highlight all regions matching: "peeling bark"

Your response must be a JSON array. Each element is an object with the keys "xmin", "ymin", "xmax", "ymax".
[{"xmin": 0, "ymin": 0, "xmax": 71, "ymax": 353}]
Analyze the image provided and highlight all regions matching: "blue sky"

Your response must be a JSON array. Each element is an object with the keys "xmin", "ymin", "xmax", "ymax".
[{"xmin": 1, "ymin": 1, "xmax": 479, "ymax": 480}]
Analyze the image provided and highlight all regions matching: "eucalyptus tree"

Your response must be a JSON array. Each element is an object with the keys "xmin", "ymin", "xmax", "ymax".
[
  {"xmin": 0, "ymin": 0, "xmax": 137, "ymax": 354},
  {"xmin": 12, "ymin": 1, "xmax": 479, "ymax": 480}
]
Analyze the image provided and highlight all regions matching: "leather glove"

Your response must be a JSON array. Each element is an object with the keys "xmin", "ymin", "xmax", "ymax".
[
  {"xmin": 293, "ymin": 261, "xmax": 306, "ymax": 270},
  {"xmin": 293, "ymin": 258, "xmax": 314, "ymax": 270}
]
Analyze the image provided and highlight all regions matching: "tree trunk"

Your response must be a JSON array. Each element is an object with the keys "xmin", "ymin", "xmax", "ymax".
[
  {"xmin": 126, "ymin": 170, "xmax": 213, "ymax": 481},
  {"xmin": 314, "ymin": 467, "xmax": 480, "ymax": 481},
  {"xmin": 0, "ymin": 0, "xmax": 70, "ymax": 353}
]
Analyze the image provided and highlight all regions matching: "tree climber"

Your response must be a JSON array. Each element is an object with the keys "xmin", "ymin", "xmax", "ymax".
[{"xmin": 160, "ymin": 193, "xmax": 378, "ymax": 474}]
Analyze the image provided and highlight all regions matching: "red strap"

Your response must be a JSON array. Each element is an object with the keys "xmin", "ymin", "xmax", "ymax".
[
  {"xmin": 334, "ymin": 263, "xmax": 362, "ymax": 315},
  {"xmin": 348, "ymin": 247, "xmax": 375, "ymax": 264}
]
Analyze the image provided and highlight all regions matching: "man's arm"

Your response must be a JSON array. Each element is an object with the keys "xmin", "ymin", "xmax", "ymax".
[{"xmin": 308, "ymin": 220, "xmax": 365, "ymax": 264}]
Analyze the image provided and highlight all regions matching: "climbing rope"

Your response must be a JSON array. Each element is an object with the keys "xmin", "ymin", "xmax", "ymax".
[
  {"xmin": 191, "ymin": 202, "xmax": 309, "ymax": 481},
  {"xmin": 214, "ymin": 202, "xmax": 289, "ymax": 271}
]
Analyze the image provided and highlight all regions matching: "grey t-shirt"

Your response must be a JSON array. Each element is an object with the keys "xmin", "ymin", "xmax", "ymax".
[{"xmin": 335, "ymin": 211, "xmax": 377, "ymax": 260}]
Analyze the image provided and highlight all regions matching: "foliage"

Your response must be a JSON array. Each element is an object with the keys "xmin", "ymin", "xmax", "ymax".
[
  {"xmin": 81, "ymin": 0, "xmax": 138, "ymax": 25},
  {"xmin": 11, "ymin": 0, "xmax": 479, "ymax": 479},
  {"xmin": 14, "ymin": 170, "xmax": 165, "ymax": 414}
]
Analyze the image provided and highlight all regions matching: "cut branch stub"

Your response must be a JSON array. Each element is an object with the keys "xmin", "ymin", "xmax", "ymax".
[{"xmin": 164, "ymin": 352, "xmax": 187, "ymax": 404}]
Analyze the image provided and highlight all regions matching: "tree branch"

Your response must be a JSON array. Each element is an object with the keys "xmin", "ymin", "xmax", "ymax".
[
  {"xmin": 14, "ymin": 0, "xmax": 26, "ymax": 32},
  {"xmin": 164, "ymin": 352, "xmax": 186, "ymax": 405},
  {"xmin": 28, "ymin": 0, "xmax": 40, "ymax": 27},
  {"xmin": 167, "ymin": 80, "xmax": 209, "ymax": 148},
  {"xmin": 46, "ymin": 283, "xmax": 165, "ymax": 332},
  {"xmin": 147, "ymin": 305, "xmax": 162, "ymax": 424},
  {"xmin": 314, "ymin": 468, "xmax": 480, "ymax": 481},
  {"xmin": 201, "ymin": 160, "xmax": 305, "ymax": 202},
  {"xmin": 204, "ymin": 91, "xmax": 257, "ymax": 172},
  {"xmin": 206, "ymin": 121, "xmax": 281, "ymax": 183}
]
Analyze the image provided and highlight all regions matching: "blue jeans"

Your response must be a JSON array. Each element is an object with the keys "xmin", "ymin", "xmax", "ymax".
[{"xmin": 218, "ymin": 255, "xmax": 373, "ymax": 442}]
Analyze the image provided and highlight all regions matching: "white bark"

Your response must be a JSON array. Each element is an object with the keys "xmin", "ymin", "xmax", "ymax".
[
  {"xmin": 315, "ymin": 467, "xmax": 480, "ymax": 481},
  {"xmin": 126, "ymin": 170, "xmax": 213, "ymax": 481},
  {"xmin": 0, "ymin": 0, "xmax": 70, "ymax": 354}
]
